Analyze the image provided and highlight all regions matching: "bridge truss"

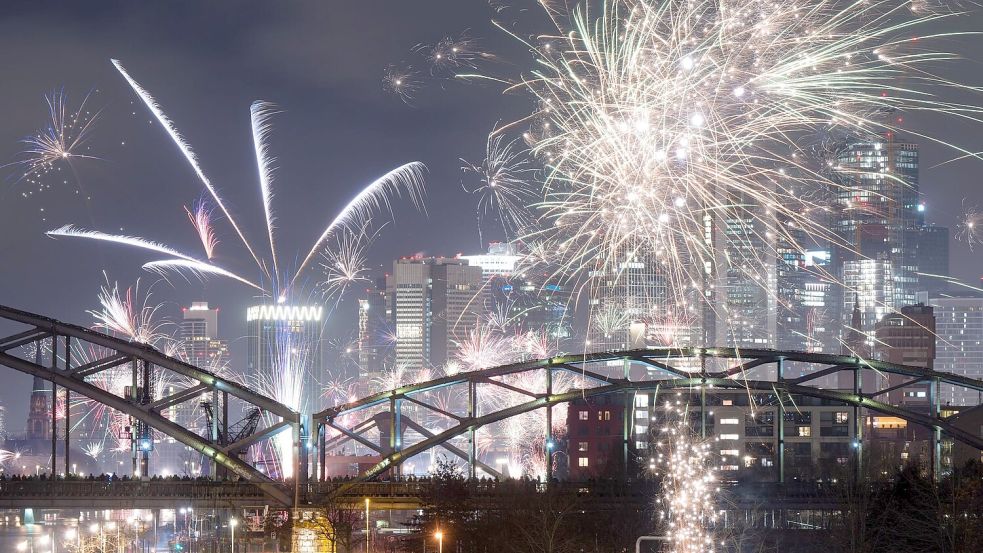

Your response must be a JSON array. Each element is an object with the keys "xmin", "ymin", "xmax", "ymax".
[
  {"xmin": 0, "ymin": 305, "xmax": 300, "ymax": 506},
  {"xmin": 315, "ymin": 348, "xmax": 983, "ymax": 483}
]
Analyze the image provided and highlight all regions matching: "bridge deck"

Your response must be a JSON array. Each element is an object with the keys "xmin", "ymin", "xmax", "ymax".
[{"xmin": 0, "ymin": 480, "xmax": 844, "ymax": 511}]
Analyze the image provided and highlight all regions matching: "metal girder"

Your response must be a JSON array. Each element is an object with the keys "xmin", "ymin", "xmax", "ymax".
[
  {"xmin": 0, "ymin": 305, "xmax": 298, "ymax": 421},
  {"xmin": 0, "ymin": 329, "xmax": 49, "ymax": 351},
  {"xmin": 220, "ymin": 420, "xmax": 292, "ymax": 456},
  {"xmin": 867, "ymin": 377, "xmax": 927, "ymax": 398},
  {"xmin": 149, "ymin": 383, "xmax": 211, "ymax": 411},
  {"xmin": 400, "ymin": 418, "xmax": 502, "ymax": 478},
  {"xmin": 70, "ymin": 353, "xmax": 131, "ymax": 378},
  {"xmin": 0, "ymin": 350, "xmax": 291, "ymax": 505},
  {"xmin": 323, "ymin": 418, "xmax": 377, "ymax": 452},
  {"xmin": 330, "ymin": 348, "xmax": 983, "ymax": 483}
]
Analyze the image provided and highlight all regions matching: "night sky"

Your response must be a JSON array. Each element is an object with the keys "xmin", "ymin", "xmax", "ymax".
[{"xmin": 2, "ymin": 1, "xmax": 983, "ymax": 426}]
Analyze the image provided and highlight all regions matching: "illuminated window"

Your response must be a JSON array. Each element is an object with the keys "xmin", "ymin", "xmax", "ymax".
[
  {"xmin": 579, "ymin": 411, "xmax": 589, "ymax": 421},
  {"xmin": 635, "ymin": 395, "xmax": 649, "ymax": 407},
  {"xmin": 722, "ymin": 400, "xmax": 734, "ymax": 406},
  {"xmin": 798, "ymin": 426, "xmax": 811, "ymax": 437},
  {"xmin": 720, "ymin": 449, "xmax": 739, "ymax": 456},
  {"xmin": 604, "ymin": 411, "xmax": 611, "ymax": 421},
  {"xmin": 720, "ymin": 434, "xmax": 739, "ymax": 440},
  {"xmin": 578, "ymin": 442, "xmax": 588, "ymax": 452},
  {"xmin": 835, "ymin": 412, "xmax": 849, "ymax": 424},
  {"xmin": 719, "ymin": 418, "xmax": 739, "ymax": 425},
  {"xmin": 578, "ymin": 457, "xmax": 589, "ymax": 467}
]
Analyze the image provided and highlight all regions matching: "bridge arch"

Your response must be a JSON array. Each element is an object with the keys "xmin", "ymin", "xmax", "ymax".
[
  {"xmin": 315, "ymin": 348, "xmax": 983, "ymax": 482},
  {"xmin": 0, "ymin": 305, "xmax": 299, "ymax": 505}
]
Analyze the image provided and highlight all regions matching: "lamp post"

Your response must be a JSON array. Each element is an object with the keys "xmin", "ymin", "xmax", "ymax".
[
  {"xmin": 434, "ymin": 531, "xmax": 443, "ymax": 553},
  {"xmin": 365, "ymin": 498, "xmax": 371, "ymax": 553},
  {"xmin": 229, "ymin": 518, "xmax": 238, "ymax": 553}
]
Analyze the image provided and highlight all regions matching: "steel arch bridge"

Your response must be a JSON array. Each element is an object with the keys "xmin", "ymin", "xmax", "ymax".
[
  {"xmin": 315, "ymin": 348, "xmax": 983, "ymax": 483},
  {"xmin": 0, "ymin": 305, "xmax": 300, "ymax": 506}
]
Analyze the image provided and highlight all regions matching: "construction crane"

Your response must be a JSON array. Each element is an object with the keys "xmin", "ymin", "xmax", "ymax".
[{"xmin": 200, "ymin": 401, "xmax": 262, "ymax": 457}]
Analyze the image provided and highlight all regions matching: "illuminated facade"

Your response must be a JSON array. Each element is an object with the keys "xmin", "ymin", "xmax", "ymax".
[
  {"xmin": 927, "ymin": 296, "xmax": 983, "ymax": 406},
  {"xmin": 832, "ymin": 135, "xmax": 949, "ymax": 340},
  {"xmin": 245, "ymin": 302, "xmax": 325, "ymax": 413},
  {"xmin": 386, "ymin": 257, "xmax": 483, "ymax": 370},
  {"xmin": 180, "ymin": 302, "xmax": 230, "ymax": 370}
]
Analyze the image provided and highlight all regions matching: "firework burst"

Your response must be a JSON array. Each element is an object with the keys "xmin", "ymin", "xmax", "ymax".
[
  {"xmin": 462, "ymin": 133, "xmax": 538, "ymax": 241},
  {"xmin": 443, "ymin": 0, "xmax": 983, "ymax": 339},
  {"xmin": 6, "ymin": 89, "xmax": 101, "ymax": 192},
  {"xmin": 184, "ymin": 198, "xmax": 219, "ymax": 260},
  {"xmin": 956, "ymin": 201, "xmax": 983, "ymax": 250},
  {"xmin": 383, "ymin": 64, "xmax": 423, "ymax": 104}
]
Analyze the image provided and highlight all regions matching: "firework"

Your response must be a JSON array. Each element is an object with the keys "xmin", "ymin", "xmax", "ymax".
[
  {"xmin": 383, "ymin": 64, "xmax": 423, "ymax": 104},
  {"xmin": 462, "ymin": 133, "xmax": 538, "ymax": 242},
  {"xmin": 88, "ymin": 276, "xmax": 167, "ymax": 345},
  {"xmin": 654, "ymin": 398, "xmax": 719, "ymax": 553},
  {"xmin": 956, "ymin": 202, "xmax": 983, "ymax": 250},
  {"xmin": 419, "ymin": 32, "xmax": 484, "ymax": 73},
  {"xmin": 443, "ymin": 0, "xmax": 983, "ymax": 344},
  {"xmin": 317, "ymin": 223, "xmax": 382, "ymax": 304},
  {"xmin": 5, "ymin": 89, "xmax": 101, "ymax": 191},
  {"xmin": 184, "ymin": 199, "xmax": 219, "ymax": 260}
]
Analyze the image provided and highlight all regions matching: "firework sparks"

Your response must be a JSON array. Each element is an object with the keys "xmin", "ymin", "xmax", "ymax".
[
  {"xmin": 420, "ymin": 32, "xmax": 484, "ymax": 73},
  {"xmin": 956, "ymin": 202, "xmax": 983, "ymax": 250},
  {"xmin": 383, "ymin": 64, "xmax": 423, "ymax": 104},
  {"xmin": 318, "ymin": 223, "xmax": 382, "ymax": 304},
  {"xmin": 462, "ymin": 133, "xmax": 537, "ymax": 241},
  {"xmin": 88, "ymin": 276, "xmax": 166, "ymax": 344},
  {"xmin": 6, "ymin": 89, "xmax": 101, "ymax": 191},
  {"xmin": 443, "ymin": 0, "xmax": 983, "ymax": 340},
  {"xmin": 654, "ymin": 399, "xmax": 719, "ymax": 553},
  {"xmin": 184, "ymin": 199, "xmax": 219, "ymax": 260}
]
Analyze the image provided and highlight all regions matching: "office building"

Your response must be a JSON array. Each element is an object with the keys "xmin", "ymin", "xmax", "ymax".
[
  {"xmin": 927, "ymin": 296, "xmax": 983, "ymax": 406},
  {"xmin": 566, "ymin": 395, "xmax": 626, "ymax": 480},
  {"xmin": 831, "ymin": 135, "xmax": 950, "ymax": 343},
  {"xmin": 246, "ymin": 303, "xmax": 325, "ymax": 414},
  {"xmin": 180, "ymin": 302, "xmax": 230, "ymax": 370},
  {"xmin": 386, "ymin": 257, "xmax": 483, "ymax": 370},
  {"xmin": 873, "ymin": 304, "xmax": 935, "ymax": 405}
]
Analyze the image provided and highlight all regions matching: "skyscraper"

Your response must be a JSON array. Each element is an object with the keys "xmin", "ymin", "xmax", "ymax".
[
  {"xmin": 926, "ymin": 296, "xmax": 983, "ymax": 406},
  {"xmin": 246, "ymin": 303, "xmax": 325, "ymax": 413},
  {"xmin": 180, "ymin": 302, "xmax": 230, "ymax": 369},
  {"xmin": 462, "ymin": 243, "xmax": 571, "ymax": 342},
  {"xmin": 831, "ymin": 134, "xmax": 949, "ymax": 338},
  {"xmin": 357, "ymin": 276, "xmax": 389, "ymax": 383},
  {"xmin": 386, "ymin": 257, "xmax": 483, "ymax": 370}
]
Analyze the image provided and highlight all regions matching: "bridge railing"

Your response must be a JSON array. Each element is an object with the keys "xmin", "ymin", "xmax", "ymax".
[{"xmin": 0, "ymin": 480, "xmax": 283, "ymax": 501}]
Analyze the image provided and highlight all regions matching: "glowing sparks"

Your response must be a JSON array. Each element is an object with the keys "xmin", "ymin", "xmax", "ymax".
[
  {"xmin": 655, "ymin": 400, "xmax": 718, "ymax": 553},
  {"xmin": 461, "ymin": 133, "xmax": 537, "ymax": 241},
  {"xmin": 6, "ymin": 89, "xmax": 101, "ymax": 190},
  {"xmin": 318, "ymin": 223, "xmax": 381, "ymax": 304},
  {"xmin": 383, "ymin": 64, "xmax": 422, "ymax": 104},
  {"xmin": 956, "ymin": 202, "xmax": 983, "ymax": 251},
  {"xmin": 88, "ymin": 276, "xmax": 165, "ymax": 344},
  {"xmin": 184, "ymin": 199, "xmax": 219, "ymax": 260}
]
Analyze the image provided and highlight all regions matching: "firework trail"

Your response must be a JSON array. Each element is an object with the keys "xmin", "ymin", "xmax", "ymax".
[
  {"xmin": 461, "ymin": 133, "xmax": 537, "ymax": 242},
  {"xmin": 418, "ymin": 31, "xmax": 485, "ymax": 73},
  {"xmin": 5, "ymin": 89, "xmax": 101, "ymax": 191},
  {"xmin": 88, "ymin": 276, "xmax": 167, "ymax": 345},
  {"xmin": 184, "ymin": 198, "xmax": 219, "ymax": 260}
]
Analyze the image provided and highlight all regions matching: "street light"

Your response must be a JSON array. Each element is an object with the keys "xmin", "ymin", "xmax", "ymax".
[
  {"xmin": 365, "ymin": 498, "xmax": 371, "ymax": 553},
  {"xmin": 434, "ymin": 531, "xmax": 443, "ymax": 553},
  {"xmin": 229, "ymin": 518, "xmax": 238, "ymax": 553}
]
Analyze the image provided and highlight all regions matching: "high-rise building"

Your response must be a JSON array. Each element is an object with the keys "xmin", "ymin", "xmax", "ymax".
[
  {"xmin": 874, "ymin": 304, "xmax": 935, "ymax": 406},
  {"xmin": 386, "ymin": 257, "xmax": 483, "ymax": 371},
  {"xmin": 926, "ymin": 296, "xmax": 983, "ymax": 406},
  {"xmin": 246, "ymin": 303, "xmax": 325, "ymax": 414},
  {"xmin": 180, "ymin": 302, "xmax": 230, "ymax": 369},
  {"xmin": 462, "ymin": 243, "xmax": 571, "ymax": 342},
  {"xmin": 831, "ymin": 134, "xmax": 949, "ymax": 342},
  {"xmin": 357, "ymin": 276, "xmax": 390, "ymax": 383}
]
